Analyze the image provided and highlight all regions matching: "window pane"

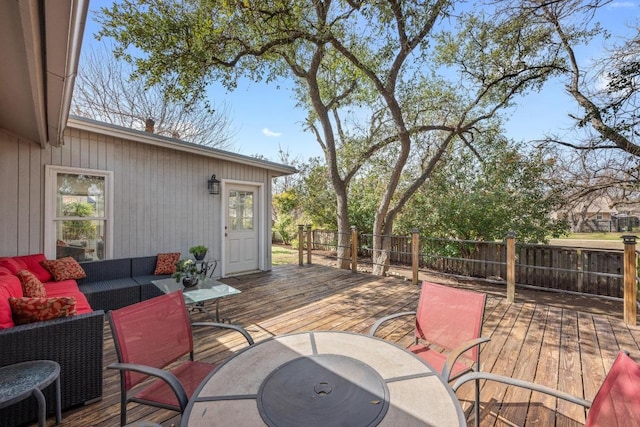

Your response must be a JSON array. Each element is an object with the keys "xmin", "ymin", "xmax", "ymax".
[
  {"xmin": 55, "ymin": 220, "xmax": 105, "ymax": 261},
  {"xmin": 55, "ymin": 173, "xmax": 105, "ymax": 261},
  {"xmin": 56, "ymin": 173, "xmax": 105, "ymax": 217}
]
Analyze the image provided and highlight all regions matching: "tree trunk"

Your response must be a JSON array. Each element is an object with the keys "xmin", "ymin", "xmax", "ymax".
[
  {"xmin": 335, "ymin": 190, "xmax": 351, "ymax": 269},
  {"xmin": 371, "ymin": 212, "xmax": 395, "ymax": 276}
]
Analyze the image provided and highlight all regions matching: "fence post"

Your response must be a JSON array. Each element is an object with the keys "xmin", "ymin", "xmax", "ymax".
[
  {"xmin": 298, "ymin": 225, "xmax": 304, "ymax": 266},
  {"xmin": 576, "ymin": 248, "xmax": 583, "ymax": 293},
  {"xmin": 306, "ymin": 225, "xmax": 312, "ymax": 264},
  {"xmin": 412, "ymin": 228, "xmax": 420, "ymax": 286},
  {"xmin": 506, "ymin": 231, "xmax": 516, "ymax": 303},
  {"xmin": 351, "ymin": 226, "xmax": 358, "ymax": 272},
  {"xmin": 622, "ymin": 235, "xmax": 637, "ymax": 325}
]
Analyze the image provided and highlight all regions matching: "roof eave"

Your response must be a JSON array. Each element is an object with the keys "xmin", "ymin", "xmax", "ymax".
[{"xmin": 66, "ymin": 116, "xmax": 298, "ymax": 177}]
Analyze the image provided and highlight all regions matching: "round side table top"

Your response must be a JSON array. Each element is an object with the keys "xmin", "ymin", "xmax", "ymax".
[{"xmin": 0, "ymin": 360, "xmax": 61, "ymax": 408}]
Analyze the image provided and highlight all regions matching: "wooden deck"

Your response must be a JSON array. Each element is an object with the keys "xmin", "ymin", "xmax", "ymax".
[{"xmin": 46, "ymin": 263, "xmax": 640, "ymax": 427}]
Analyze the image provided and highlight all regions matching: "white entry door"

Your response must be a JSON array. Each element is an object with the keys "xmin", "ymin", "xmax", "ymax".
[{"xmin": 224, "ymin": 184, "xmax": 260, "ymax": 275}]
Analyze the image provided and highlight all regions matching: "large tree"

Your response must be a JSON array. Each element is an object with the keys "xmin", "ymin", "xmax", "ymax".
[
  {"xmin": 72, "ymin": 44, "xmax": 235, "ymax": 148},
  {"xmin": 97, "ymin": 1, "xmax": 575, "ymax": 274},
  {"xmin": 526, "ymin": 1, "xmax": 640, "ymax": 205}
]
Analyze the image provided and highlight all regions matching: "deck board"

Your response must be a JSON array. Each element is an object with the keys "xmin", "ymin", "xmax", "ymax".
[{"xmin": 31, "ymin": 263, "xmax": 640, "ymax": 427}]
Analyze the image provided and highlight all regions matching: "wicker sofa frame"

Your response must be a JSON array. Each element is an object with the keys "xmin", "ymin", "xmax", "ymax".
[
  {"xmin": 77, "ymin": 256, "xmax": 169, "ymax": 312},
  {"xmin": 0, "ymin": 255, "xmax": 171, "ymax": 426},
  {"xmin": 0, "ymin": 310, "xmax": 105, "ymax": 427}
]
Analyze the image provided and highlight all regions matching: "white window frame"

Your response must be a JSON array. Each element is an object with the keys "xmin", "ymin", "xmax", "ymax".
[{"xmin": 44, "ymin": 165, "xmax": 114, "ymax": 260}]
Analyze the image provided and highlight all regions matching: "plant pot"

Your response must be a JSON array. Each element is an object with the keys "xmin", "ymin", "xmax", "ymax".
[
  {"xmin": 182, "ymin": 276, "xmax": 199, "ymax": 288},
  {"xmin": 194, "ymin": 252, "xmax": 207, "ymax": 261}
]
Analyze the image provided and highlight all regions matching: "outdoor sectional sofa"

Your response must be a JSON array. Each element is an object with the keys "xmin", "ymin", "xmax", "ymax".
[
  {"xmin": 0, "ymin": 253, "xmax": 173, "ymax": 426},
  {"xmin": 76, "ymin": 255, "xmax": 170, "ymax": 311}
]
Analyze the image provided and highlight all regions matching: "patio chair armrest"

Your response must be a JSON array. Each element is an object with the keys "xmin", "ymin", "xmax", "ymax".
[
  {"xmin": 107, "ymin": 362, "xmax": 189, "ymax": 410},
  {"xmin": 369, "ymin": 311, "xmax": 417, "ymax": 336},
  {"xmin": 191, "ymin": 322, "xmax": 255, "ymax": 345},
  {"xmin": 451, "ymin": 371, "xmax": 592, "ymax": 409},
  {"xmin": 442, "ymin": 337, "xmax": 491, "ymax": 381}
]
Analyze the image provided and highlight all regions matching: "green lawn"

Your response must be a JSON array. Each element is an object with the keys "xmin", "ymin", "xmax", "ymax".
[
  {"xmin": 566, "ymin": 232, "xmax": 632, "ymax": 241},
  {"xmin": 272, "ymin": 245, "xmax": 298, "ymax": 265}
]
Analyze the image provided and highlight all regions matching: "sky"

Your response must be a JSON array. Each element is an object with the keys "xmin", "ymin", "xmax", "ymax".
[{"xmin": 80, "ymin": 1, "xmax": 640, "ymax": 164}]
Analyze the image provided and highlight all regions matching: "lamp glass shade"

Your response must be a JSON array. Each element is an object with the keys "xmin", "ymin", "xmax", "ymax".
[{"xmin": 208, "ymin": 175, "xmax": 220, "ymax": 195}]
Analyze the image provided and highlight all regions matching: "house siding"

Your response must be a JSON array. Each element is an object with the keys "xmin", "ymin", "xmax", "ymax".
[{"xmin": 0, "ymin": 127, "xmax": 277, "ymax": 272}]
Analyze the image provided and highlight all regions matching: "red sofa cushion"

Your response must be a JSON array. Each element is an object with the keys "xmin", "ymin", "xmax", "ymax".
[
  {"xmin": 0, "ymin": 257, "xmax": 27, "ymax": 275},
  {"xmin": 0, "ymin": 255, "xmax": 93, "ymax": 329},
  {"xmin": 44, "ymin": 280, "xmax": 92, "ymax": 314},
  {"xmin": 15, "ymin": 254, "xmax": 52, "ymax": 282},
  {"xmin": 0, "ymin": 275, "xmax": 23, "ymax": 329}
]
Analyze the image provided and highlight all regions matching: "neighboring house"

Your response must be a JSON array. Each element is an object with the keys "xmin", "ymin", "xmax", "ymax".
[
  {"xmin": 562, "ymin": 196, "xmax": 640, "ymax": 233},
  {"xmin": 0, "ymin": 1, "xmax": 296, "ymax": 277}
]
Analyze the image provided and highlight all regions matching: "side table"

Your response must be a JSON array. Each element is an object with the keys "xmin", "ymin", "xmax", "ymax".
[{"xmin": 0, "ymin": 360, "xmax": 62, "ymax": 427}]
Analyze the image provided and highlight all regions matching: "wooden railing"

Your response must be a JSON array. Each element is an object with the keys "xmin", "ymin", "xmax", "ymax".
[{"xmin": 297, "ymin": 226, "xmax": 638, "ymax": 325}]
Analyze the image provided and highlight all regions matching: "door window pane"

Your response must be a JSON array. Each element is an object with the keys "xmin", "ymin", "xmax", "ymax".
[{"xmin": 229, "ymin": 191, "xmax": 254, "ymax": 231}]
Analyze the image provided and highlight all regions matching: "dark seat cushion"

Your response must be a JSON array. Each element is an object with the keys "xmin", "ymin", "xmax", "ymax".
[
  {"xmin": 131, "ymin": 256, "xmax": 159, "ymax": 277},
  {"xmin": 77, "ymin": 258, "xmax": 132, "ymax": 285},
  {"xmin": 79, "ymin": 278, "xmax": 140, "ymax": 311}
]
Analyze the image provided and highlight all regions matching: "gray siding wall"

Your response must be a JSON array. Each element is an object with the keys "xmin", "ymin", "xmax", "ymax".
[{"xmin": 0, "ymin": 127, "xmax": 274, "ymax": 268}]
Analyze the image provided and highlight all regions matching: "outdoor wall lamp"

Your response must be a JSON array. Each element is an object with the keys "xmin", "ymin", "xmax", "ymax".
[{"xmin": 207, "ymin": 174, "xmax": 220, "ymax": 195}]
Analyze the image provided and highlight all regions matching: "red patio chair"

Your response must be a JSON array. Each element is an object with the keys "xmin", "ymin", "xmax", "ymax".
[
  {"xmin": 452, "ymin": 350, "xmax": 640, "ymax": 426},
  {"xmin": 369, "ymin": 281, "xmax": 489, "ymax": 425},
  {"xmin": 108, "ymin": 291, "xmax": 254, "ymax": 426}
]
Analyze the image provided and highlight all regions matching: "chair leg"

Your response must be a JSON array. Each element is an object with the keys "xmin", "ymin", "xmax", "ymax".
[
  {"xmin": 474, "ymin": 356, "xmax": 481, "ymax": 427},
  {"xmin": 474, "ymin": 377, "xmax": 480, "ymax": 427},
  {"xmin": 120, "ymin": 380, "xmax": 128, "ymax": 426}
]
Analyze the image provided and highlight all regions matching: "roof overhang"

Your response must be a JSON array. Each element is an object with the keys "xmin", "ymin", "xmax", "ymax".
[
  {"xmin": 67, "ymin": 115, "xmax": 299, "ymax": 177},
  {"xmin": 0, "ymin": 0, "xmax": 89, "ymax": 148}
]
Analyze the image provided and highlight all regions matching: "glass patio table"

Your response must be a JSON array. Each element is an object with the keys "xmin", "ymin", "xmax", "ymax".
[{"xmin": 151, "ymin": 277, "xmax": 240, "ymax": 322}]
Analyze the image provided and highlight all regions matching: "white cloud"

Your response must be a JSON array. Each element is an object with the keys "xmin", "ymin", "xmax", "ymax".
[
  {"xmin": 608, "ymin": 2, "xmax": 636, "ymax": 8},
  {"xmin": 262, "ymin": 128, "xmax": 282, "ymax": 137}
]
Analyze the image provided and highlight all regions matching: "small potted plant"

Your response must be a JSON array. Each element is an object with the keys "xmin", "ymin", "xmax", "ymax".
[
  {"xmin": 172, "ymin": 259, "xmax": 202, "ymax": 287},
  {"xmin": 189, "ymin": 245, "xmax": 208, "ymax": 261}
]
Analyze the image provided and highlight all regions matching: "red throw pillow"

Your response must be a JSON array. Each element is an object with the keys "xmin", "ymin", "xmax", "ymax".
[
  {"xmin": 9, "ymin": 296, "xmax": 77, "ymax": 325},
  {"xmin": 15, "ymin": 270, "xmax": 47, "ymax": 298},
  {"xmin": 40, "ymin": 257, "xmax": 87, "ymax": 281},
  {"xmin": 154, "ymin": 252, "xmax": 180, "ymax": 275}
]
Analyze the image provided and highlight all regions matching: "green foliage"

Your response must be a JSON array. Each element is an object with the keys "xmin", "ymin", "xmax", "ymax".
[
  {"xmin": 188, "ymin": 245, "xmax": 208, "ymax": 256},
  {"xmin": 62, "ymin": 202, "xmax": 97, "ymax": 240},
  {"xmin": 348, "ymin": 176, "xmax": 382, "ymax": 233},
  {"xmin": 395, "ymin": 138, "xmax": 569, "ymax": 243},
  {"xmin": 272, "ymin": 213, "xmax": 297, "ymax": 245},
  {"xmin": 272, "ymin": 188, "xmax": 304, "ymax": 245},
  {"xmin": 172, "ymin": 259, "xmax": 202, "ymax": 282},
  {"xmin": 273, "ymin": 190, "xmax": 298, "ymax": 215},
  {"xmin": 297, "ymin": 160, "xmax": 337, "ymax": 229}
]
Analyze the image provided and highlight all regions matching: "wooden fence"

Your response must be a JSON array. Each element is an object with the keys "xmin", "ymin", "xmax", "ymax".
[{"xmin": 300, "ymin": 227, "xmax": 638, "ymax": 324}]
